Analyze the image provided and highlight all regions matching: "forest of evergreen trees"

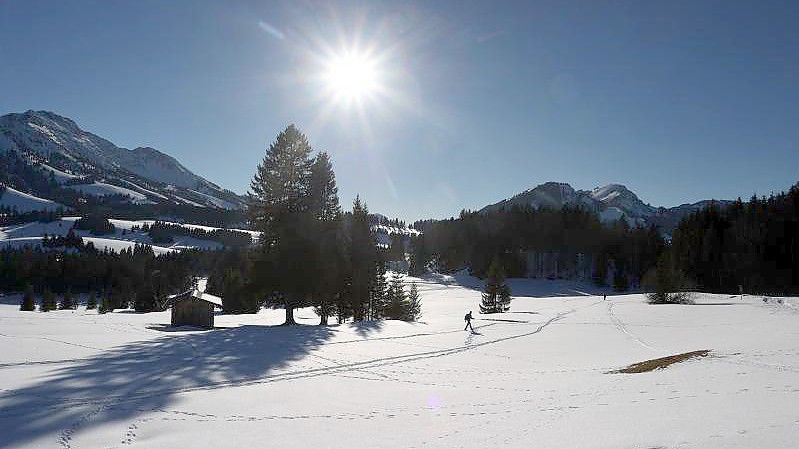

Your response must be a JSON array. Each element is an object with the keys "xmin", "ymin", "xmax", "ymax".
[
  {"xmin": 0, "ymin": 244, "xmax": 213, "ymax": 312},
  {"xmin": 668, "ymin": 185, "xmax": 799, "ymax": 295},
  {"xmin": 412, "ymin": 205, "xmax": 664, "ymax": 290}
]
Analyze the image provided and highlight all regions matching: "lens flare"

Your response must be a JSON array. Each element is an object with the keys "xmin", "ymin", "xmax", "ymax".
[{"xmin": 323, "ymin": 51, "xmax": 380, "ymax": 104}]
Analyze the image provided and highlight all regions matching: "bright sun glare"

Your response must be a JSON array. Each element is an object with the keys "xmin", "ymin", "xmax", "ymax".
[{"xmin": 323, "ymin": 52, "xmax": 379, "ymax": 104}]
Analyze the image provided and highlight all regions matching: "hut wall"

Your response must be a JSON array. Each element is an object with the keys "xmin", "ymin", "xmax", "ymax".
[{"xmin": 171, "ymin": 298, "xmax": 214, "ymax": 328}]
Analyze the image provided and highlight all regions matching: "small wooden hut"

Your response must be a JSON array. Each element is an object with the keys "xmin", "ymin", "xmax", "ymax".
[{"xmin": 169, "ymin": 288, "xmax": 222, "ymax": 328}]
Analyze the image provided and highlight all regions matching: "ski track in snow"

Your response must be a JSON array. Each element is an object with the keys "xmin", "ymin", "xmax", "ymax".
[
  {"xmin": 7, "ymin": 310, "xmax": 574, "ymax": 410},
  {"xmin": 51, "ymin": 334, "xmax": 201, "ymax": 449},
  {"xmin": 606, "ymin": 301, "xmax": 657, "ymax": 350},
  {"xmin": 2, "ymin": 284, "xmax": 798, "ymax": 448},
  {"xmin": 113, "ymin": 367, "xmax": 798, "ymax": 449},
  {"xmin": 0, "ymin": 306, "xmax": 566, "ymax": 447},
  {"xmin": 109, "ymin": 304, "xmax": 615, "ymax": 448},
  {"xmin": 10, "ymin": 305, "xmax": 588, "ymax": 449}
]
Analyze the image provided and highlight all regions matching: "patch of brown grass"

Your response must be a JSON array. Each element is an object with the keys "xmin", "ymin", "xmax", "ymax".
[{"xmin": 609, "ymin": 349, "xmax": 711, "ymax": 374}]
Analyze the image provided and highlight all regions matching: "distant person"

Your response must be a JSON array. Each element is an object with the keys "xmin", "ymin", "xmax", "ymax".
[
  {"xmin": 603, "ymin": 294, "xmax": 607, "ymax": 301},
  {"xmin": 464, "ymin": 311, "xmax": 474, "ymax": 332}
]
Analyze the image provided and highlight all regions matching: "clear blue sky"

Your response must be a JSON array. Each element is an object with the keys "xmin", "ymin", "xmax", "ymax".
[{"xmin": 2, "ymin": 1, "xmax": 798, "ymax": 221}]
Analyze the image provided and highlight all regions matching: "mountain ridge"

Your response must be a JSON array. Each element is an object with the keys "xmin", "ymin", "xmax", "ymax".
[
  {"xmin": 0, "ymin": 110, "xmax": 245, "ymax": 210},
  {"xmin": 480, "ymin": 181, "xmax": 732, "ymax": 231}
]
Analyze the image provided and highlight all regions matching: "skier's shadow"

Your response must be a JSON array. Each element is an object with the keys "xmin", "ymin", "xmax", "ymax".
[{"xmin": 465, "ymin": 330, "xmax": 482, "ymax": 345}]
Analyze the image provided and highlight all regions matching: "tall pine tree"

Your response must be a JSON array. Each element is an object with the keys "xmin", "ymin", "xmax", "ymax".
[
  {"xmin": 370, "ymin": 261, "xmax": 388, "ymax": 320},
  {"xmin": 348, "ymin": 196, "xmax": 377, "ymax": 321},
  {"xmin": 249, "ymin": 125, "xmax": 315, "ymax": 325},
  {"xmin": 309, "ymin": 151, "xmax": 345, "ymax": 325}
]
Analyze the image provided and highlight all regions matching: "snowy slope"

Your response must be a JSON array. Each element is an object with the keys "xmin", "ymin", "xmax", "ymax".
[
  {"xmin": 0, "ymin": 185, "xmax": 66, "ymax": 212},
  {"xmin": 117, "ymin": 146, "xmax": 202, "ymax": 189},
  {"xmin": 0, "ymin": 236, "xmax": 175, "ymax": 255},
  {"xmin": 0, "ymin": 110, "xmax": 246, "ymax": 209},
  {"xmin": 590, "ymin": 183, "xmax": 656, "ymax": 217},
  {"xmin": 118, "ymin": 180, "xmax": 170, "ymax": 200},
  {"xmin": 0, "ymin": 276, "xmax": 796, "ymax": 448},
  {"xmin": 65, "ymin": 182, "xmax": 151, "ymax": 203},
  {"xmin": 187, "ymin": 189, "xmax": 240, "ymax": 210},
  {"xmin": 36, "ymin": 163, "xmax": 79, "ymax": 184},
  {"xmin": 81, "ymin": 237, "xmax": 175, "ymax": 255},
  {"xmin": 0, "ymin": 217, "xmax": 81, "ymax": 239}
]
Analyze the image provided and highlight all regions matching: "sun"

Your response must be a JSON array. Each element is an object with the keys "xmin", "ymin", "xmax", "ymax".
[{"xmin": 323, "ymin": 51, "xmax": 380, "ymax": 104}]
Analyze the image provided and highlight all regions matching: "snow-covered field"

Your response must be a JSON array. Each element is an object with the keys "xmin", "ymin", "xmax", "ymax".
[{"xmin": 0, "ymin": 275, "xmax": 797, "ymax": 448}]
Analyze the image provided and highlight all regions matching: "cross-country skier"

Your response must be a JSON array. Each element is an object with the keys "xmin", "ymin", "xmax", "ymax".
[{"xmin": 464, "ymin": 311, "xmax": 474, "ymax": 331}]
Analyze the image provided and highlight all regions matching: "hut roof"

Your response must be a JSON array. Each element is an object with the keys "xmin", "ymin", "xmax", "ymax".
[{"xmin": 168, "ymin": 288, "xmax": 223, "ymax": 308}]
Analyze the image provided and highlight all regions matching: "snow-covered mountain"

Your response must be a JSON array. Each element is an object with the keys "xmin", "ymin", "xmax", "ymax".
[
  {"xmin": 481, "ymin": 181, "xmax": 731, "ymax": 230},
  {"xmin": 0, "ymin": 110, "xmax": 245, "ymax": 210}
]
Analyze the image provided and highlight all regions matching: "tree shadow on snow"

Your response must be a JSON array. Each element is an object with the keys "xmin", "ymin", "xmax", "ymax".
[
  {"xmin": 350, "ymin": 320, "xmax": 385, "ymax": 338},
  {"xmin": 0, "ymin": 324, "xmax": 334, "ymax": 448}
]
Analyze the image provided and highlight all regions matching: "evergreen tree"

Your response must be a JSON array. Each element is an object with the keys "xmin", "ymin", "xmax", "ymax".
[
  {"xmin": 388, "ymin": 234, "xmax": 405, "ymax": 263},
  {"xmin": 613, "ymin": 266, "xmax": 629, "ymax": 292},
  {"xmin": 248, "ymin": 125, "xmax": 315, "ymax": 325},
  {"xmin": 115, "ymin": 284, "xmax": 132, "ymax": 310},
  {"xmin": 221, "ymin": 267, "xmax": 246, "ymax": 313},
  {"xmin": 98, "ymin": 292, "xmax": 113, "ymax": 314},
  {"xmin": 480, "ymin": 257, "xmax": 512, "ymax": 313},
  {"xmin": 86, "ymin": 291, "xmax": 97, "ymax": 310},
  {"xmin": 348, "ymin": 196, "xmax": 377, "ymax": 321},
  {"xmin": 335, "ymin": 273, "xmax": 353, "ymax": 324},
  {"xmin": 59, "ymin": 289, "xmax": 75, "ymax": 310},
  {"xmin": 592, "ymin": 253, "xmax": 609, "ymax": 287},
  {"xmin": 369, "ymin": 261, "xmax": 388, "ymax": 320},
  {"xmin": 40, "ymin": 289, "xmax": 56, "ymax": 312},
  {"xmin": 404, "ymin": 282, "xmax": 422, "ymax": 322},
  {"xmin": 643, "ymin": 251, "xmax": 693, "ymax": 304},
  {"xmin": 309, "ymin": 151, "xmax": 344, "ymax": 325},
  {"xmin": 20, "ymin": 284, "xmax": 35, "ymax": 311},
  {"xmin": 408, "ymin": 234, "xmax": 428, "ymax": 276},
  {"xmin": 385, "ymin": 272, "xmax": 406, "ymax": 319},
  {"xmin": 309, "ymin": 152, "xmax": 341, "ymax": 222}
]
